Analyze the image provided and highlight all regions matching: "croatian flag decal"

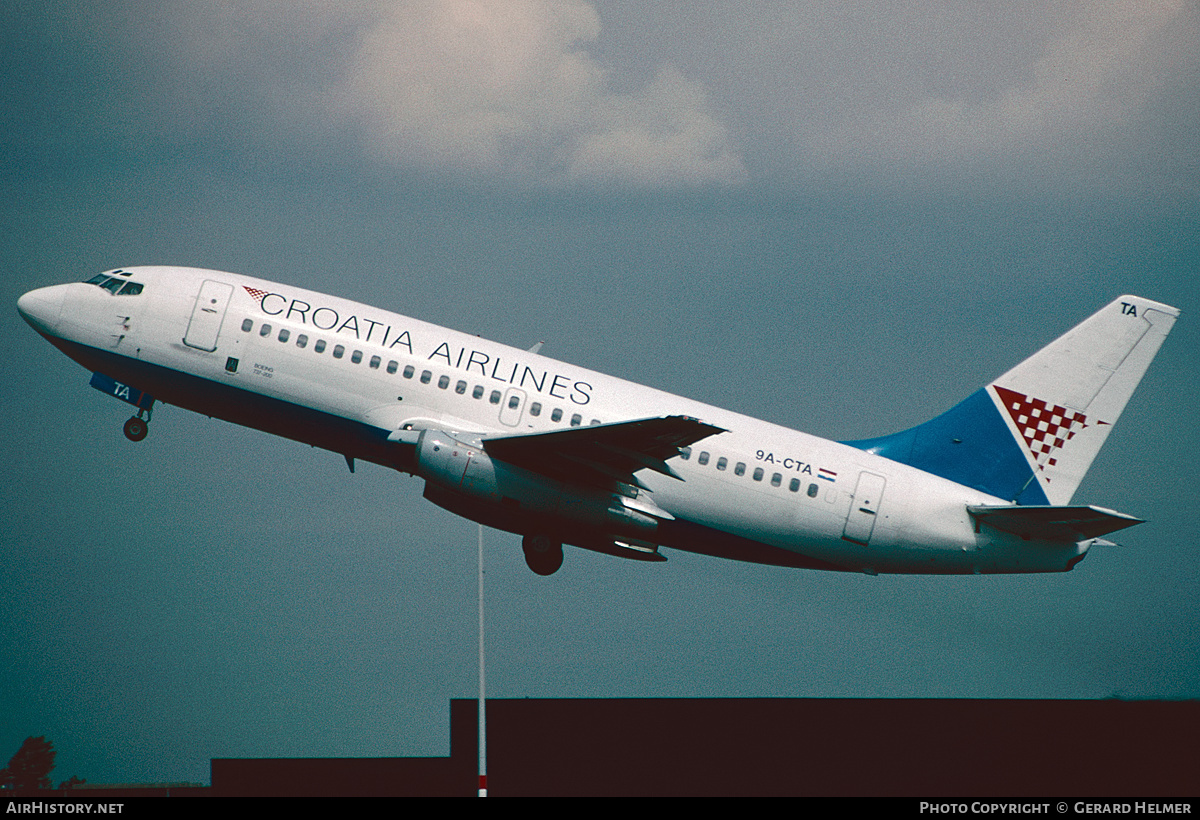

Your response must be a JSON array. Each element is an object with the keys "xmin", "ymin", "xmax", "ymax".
[
  {"xmin": 993, "ymin": 386, "xmax": 1100, "ymax": 471},
  {"xmin": 243, "ymin": 286, "xmax": 269, "ymax": 306}
]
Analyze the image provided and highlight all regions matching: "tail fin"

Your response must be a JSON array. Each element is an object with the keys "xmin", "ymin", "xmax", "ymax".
[{"xmin": 843, "ymin": 295, "xmax": 1179, "ymax": 505}]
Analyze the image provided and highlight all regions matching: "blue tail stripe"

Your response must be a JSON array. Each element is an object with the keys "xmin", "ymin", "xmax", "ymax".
[{"xmin": 840, "ymin": 388, "xmax": 1049, "ymax": 505}]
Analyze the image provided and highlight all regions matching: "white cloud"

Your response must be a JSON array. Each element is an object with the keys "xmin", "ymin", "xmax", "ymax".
[
  {"xmin": 778, "ymin": 0, "xmax": 1192, "ymax": 184},
  {"xmin": 111, "ymin": 1, "xmax": 1194, "ymax": 192},
  {"xmin": 889, "ymin": 1, "xmax": 1182, "ymax": 159},
  {"xmin": 329, "ymin": 1, "xmax": 746, "ymax": 186}
]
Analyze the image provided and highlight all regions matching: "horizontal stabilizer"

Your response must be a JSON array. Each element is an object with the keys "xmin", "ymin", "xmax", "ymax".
[{"xmin": 967, "ymin": 504, "xmax": 1144, "ymax": 542}]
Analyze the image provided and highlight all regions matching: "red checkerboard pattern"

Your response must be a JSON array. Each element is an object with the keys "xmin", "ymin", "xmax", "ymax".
[
  {"xmin": 243, "ymin": 286, "xmax": 268, "ymax": 305},
  {"xmin": 993, "ymin": 386, "xmax": 1089, "ymax": 472}
]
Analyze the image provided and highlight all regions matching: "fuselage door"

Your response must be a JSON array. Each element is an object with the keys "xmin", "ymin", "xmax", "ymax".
[
  {"xmin": 842, "ymin": 471, "xmax": 887, "ymax": 545},
  {"xmin": 184, "ymin": 280, "xmax": 234, "ymax": 352}
]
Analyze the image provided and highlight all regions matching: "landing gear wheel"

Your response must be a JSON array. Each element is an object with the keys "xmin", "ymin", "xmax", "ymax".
[
  {"xmin": 123, "ymin": 416, "xmax": 148, "ymax": 442},
  {"xmin": 522, "ymin": 535, "xmax": 563, "ymax": 576}
]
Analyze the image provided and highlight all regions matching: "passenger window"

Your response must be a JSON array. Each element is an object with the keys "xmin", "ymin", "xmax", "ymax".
[
  {"xmin": 716, "ymin": 457, "xmax": 727, "ymax": 471},
  {"xmin": 386, "ymin": 360, "xmax": 397, "ymax": 374},
  {"xmin": 369, "ymin": 355, "xmax": 381, "ymax": 369},
  {"xmin": 420, "ymin": 370, "xmax": 432, "ymax": 384},
  {"xmin": 351, "ymin": 350, "xmax": 363, "ymax": 364},
  {"xmin": 698, "ymin": 451, "xmax": 710, "ymax": 466},
  {"xmin": 771, "ymin": 473, "xmax": 782, "ymax": 487},
  {"xmin": 278, "ymin": 328, "xmax": 290, "ymax": 343},
  {"xmin": 807, "ymin": 483, "xmax": 819, "ymax": 498},
  {"xmin": 529, "ymin": 402, "xmax": 541, "ymax": 416},
  {"xmin": 570, "ymin": 414, "xmax": 582, "ymax": 427},
  {"xmin": 473, "ymin": 385, "xmax": 484, "ymax": 399},
  {"xmin": 590, "ymin": 419, "xmax": 601, "ymax": 426},
  {"xmin": 789, "ymin": 478, "xmax": 801, "ymax": 492},
  {"xmin": 455, "ymin": 380, "xmax": 466, "ymax": 394},
  {"xmin": 734, "ymin": 462, "xmax": 746, "ymax": 476},
  {"xmin": 508, "ymin": 395, "xmax": 520, "ymax": 409},
  {"xmin": 403, "ymin": 365, "xmax": 415, "ymax": 379},
  {"xmin": 437, "ymin": 375, "xmax": 449, "ymax": 389},
  {"xmin": 241, "ymin": 319, "xmax": 253, "ymax": 332},
  {"xmin": 297, "ymin": 334, "xmax": 308, "ymax": 349},
  {"xmin": 551, "ymin": 408, "xmax": 563, "ymax": 422},
  {"xmin": 753, "ymin": 467, "xmax": 764, "ymax": 482},
  {"xmin": 315, "ymin": 339, "xmax": 326, "ymax": 353},
  {"xmin": 679, "ymin": 447, "xmax": 691, "ymax": 461},
  {"xmin": 260, "ymin": 324, "xmax": 272, "ymax": 337},
  {"xmin": 333, "ymin": 345, "xmax": 345, "ymax": 359}
]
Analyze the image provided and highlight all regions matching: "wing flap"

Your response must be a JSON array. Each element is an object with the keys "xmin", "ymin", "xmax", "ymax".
[{"xmin": 967, "ymin": 504, "xmax": 1144, "ymax": 542}]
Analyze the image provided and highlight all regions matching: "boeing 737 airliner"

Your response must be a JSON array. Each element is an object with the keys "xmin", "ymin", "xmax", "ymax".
[{"xmin": 18, "ymin": 267, "xmax": 1177, "ymax": 575}]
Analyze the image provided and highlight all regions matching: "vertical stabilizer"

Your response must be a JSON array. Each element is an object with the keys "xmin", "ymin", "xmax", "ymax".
[
  {"xmin": 843, "ymin": 295, "xmax": 1178, "ymax": 505},
  {"xmin": 987, "ymin": 295, "xmax": 1178, "ymax": 504}
]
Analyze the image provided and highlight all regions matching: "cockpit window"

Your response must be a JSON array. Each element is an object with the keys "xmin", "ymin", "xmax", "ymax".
[{"xmin": 84, "ymin": 273, "xmax": 145, "ymax": 296}]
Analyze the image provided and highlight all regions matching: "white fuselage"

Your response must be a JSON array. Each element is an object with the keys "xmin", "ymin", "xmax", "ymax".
[{"xmin": 19, "ymin": 266, "xmax": 1087, "ymax": 574}]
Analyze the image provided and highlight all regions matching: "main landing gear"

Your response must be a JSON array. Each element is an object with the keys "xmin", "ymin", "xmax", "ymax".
[
  {"xmin": 123, "ymin": 408, "xmax": 151, "ymax": 442},
  {"xmin": 522, "ymin": 535, "xmax": 563, "ymax": 576}
]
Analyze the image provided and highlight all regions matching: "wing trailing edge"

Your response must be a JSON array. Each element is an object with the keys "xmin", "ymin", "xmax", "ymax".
[{"xmin": 483, "ymin": 415, "xmax": 725, "ymax": 494}]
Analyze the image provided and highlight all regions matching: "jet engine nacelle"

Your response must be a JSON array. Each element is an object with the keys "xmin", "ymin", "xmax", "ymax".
[{"xmin": 414, "ymin": 428, "xmax": 659, "ymax": 540}]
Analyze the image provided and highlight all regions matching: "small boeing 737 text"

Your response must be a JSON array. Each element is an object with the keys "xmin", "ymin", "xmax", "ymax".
[{"xmin": 18, "ymin": 267, "xmax": 1178, "ymax": 576}]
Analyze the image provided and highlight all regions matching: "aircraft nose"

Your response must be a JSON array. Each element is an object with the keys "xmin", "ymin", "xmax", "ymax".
[{"xmin": 17, "ymin": 285, "xmax": 67, "ymax": 334}]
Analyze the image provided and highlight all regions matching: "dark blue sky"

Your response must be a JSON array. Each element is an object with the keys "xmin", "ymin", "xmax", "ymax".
[{"xmin": 3, "ymin": 2, "xmax": 1197, "ymax": 785}]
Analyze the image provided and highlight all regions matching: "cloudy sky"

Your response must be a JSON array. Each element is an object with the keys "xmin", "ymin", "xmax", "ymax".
[{"xmin": 3, "ymin": 1, "xmax": 1198, "ymax": 786}]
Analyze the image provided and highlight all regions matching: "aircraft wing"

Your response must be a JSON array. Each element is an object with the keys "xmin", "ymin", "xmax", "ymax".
[
  {"xmin": 483, "ymin": 415, "xmax": 724, "ymax": 494},
  {"xmin": 966, "ymin": 504, "xmax": 1144, "ymax": 542}
]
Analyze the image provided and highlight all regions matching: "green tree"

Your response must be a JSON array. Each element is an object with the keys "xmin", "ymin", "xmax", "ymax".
[{"xmin": 0, "ymin": 736, "xmax": 56, "ymax": 791}]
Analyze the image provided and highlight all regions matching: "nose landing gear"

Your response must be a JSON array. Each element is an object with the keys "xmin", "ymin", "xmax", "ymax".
[
  {"xmin": 522, "ymin": 535, "xmax": 563, "ymax": 576},
  {"xmin": 88, "ymin": 373, "xmax": 155, "ymax": 442},
  {"xmin": 123, "ymin": 408, "xmax": 151, "ymax": 442}
]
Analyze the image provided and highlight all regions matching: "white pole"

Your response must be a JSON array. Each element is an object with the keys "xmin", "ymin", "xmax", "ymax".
[{"xmin": 477, "ymin": 524, "xmax": 487, "ymax": 797}]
